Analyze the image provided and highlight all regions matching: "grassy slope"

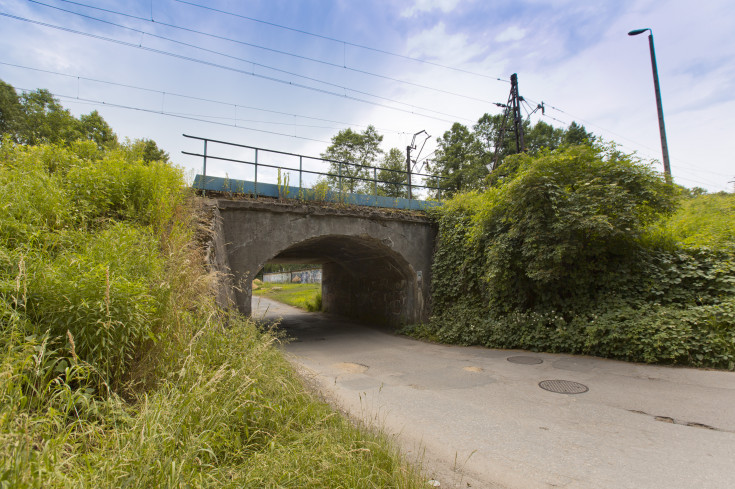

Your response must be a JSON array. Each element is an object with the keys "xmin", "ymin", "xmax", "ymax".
[
  {"xmin": 649, "ymin": 192, "xmax": 735, "ymax": 248},
  {"xmin": 0, "ymin": 141, "xmax": 422, "ymax": 488},
  {"xmin": 253, "ymin": 281, "xmax": 321, "ymax": 310}
]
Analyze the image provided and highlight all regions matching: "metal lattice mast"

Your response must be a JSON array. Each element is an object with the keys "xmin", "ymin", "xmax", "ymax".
[{"xmin": 492, "ymin": 73, "xmax": 525, "ymax": 171}]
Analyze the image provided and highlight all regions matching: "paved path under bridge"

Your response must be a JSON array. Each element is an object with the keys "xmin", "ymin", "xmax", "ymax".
[{"xmin": 253, "ymin": 296, "xmax": 735, "ymax": 489}]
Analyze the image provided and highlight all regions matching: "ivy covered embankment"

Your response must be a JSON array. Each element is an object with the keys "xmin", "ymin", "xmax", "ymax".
[{"xmin": 412, "ymin": 145, "xmax": 735, "ymax": 370}]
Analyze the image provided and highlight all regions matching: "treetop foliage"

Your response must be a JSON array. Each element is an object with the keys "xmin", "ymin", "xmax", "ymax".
[
  {"xmin": 321, "ymin": 125, "xmax": 410, "ymax": 197},
  {"xmin": 0, "ymin": 79, "xmax": 168, "ymax": 163},
  {"xmin": 429, "ymin": 113, "xmax": 595, "ymax": 196},
  {"xmin": 378, "ymin": 146, "xmax": 409, "ymax": 198},
  {"xmin": 321, "ymin": 125, "xmax": 383, "ymax": 193}
]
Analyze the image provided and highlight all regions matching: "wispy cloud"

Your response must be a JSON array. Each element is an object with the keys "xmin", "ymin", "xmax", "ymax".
[{"xmin": 400, "ymin": 0, "xmax": 466, "ymax": 18}]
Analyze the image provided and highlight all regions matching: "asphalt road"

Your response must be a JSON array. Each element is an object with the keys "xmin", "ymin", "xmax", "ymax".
[{"xmin": 252, "ymin": 296, "xmax": 735, "ymax": 489}]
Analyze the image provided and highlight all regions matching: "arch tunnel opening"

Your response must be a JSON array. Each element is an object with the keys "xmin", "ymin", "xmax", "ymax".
[{"xmin": 255, "ymin": 235, "xmax": 418, "ymax": 327}]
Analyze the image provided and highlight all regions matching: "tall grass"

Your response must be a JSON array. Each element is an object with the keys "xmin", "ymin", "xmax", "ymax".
[{"xmin": 0, "ymin": 138, "xmax": 423, "ymax": 488}]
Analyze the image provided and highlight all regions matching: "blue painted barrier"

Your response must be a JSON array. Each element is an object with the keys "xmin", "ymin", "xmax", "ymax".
[{"xmin": 192, "ymin": 174, "xmax": 441, "ymax": 211}]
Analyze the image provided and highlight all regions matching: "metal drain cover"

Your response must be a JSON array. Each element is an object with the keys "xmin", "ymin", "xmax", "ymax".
[
  {"xmin": 507, "ymin": 356, "xmax": 543, "ymax": 365},
  {"xmin": 539, "ymin": 380, "xmax": 589, "ymax": 394}
]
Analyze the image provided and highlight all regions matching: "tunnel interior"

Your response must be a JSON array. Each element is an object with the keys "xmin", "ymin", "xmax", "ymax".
[{"xmin": 261, "ymin": 235, "xmax": 416, "ymax": 326}]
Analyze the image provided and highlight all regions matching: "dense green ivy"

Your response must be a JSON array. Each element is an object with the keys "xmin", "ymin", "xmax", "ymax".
[{"xmin": 417, "ymin": 145, "xmax": 735, "ymax": 370}]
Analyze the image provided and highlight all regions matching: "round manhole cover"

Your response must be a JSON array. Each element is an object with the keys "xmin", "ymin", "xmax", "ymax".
[
  {"xmin": 539, "ymin": 380, "xmax": 588, "ymax": 394},
  {"xmin": 507, "ymin": 356, "xmax": 543, "ymax": 365}
]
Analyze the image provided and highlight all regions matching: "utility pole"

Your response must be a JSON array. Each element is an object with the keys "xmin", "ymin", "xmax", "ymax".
[
  {"xmin": 406, "ymin": 130, "xmax": 430, "ymax": 201},
  {"xmin": 510, "ymin": 73, "xmax": 524, "ymax": 154},
  {"xmin": 628, "ymin": 28, "xmax": 672, "ymax": 184},
  {"xmin": 492, "ymin": 73, "xmax": 525, "ymax": 171},
  {"xmin": 406, "ymin": 143, "xmax": 412, "ymax": 201}
]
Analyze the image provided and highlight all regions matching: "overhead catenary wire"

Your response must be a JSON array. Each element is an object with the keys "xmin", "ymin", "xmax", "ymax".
[
  {"xmin": 13, "ymin": 86, "xmax": 334, "ymax": 144},
  {"xmin": 0, "ymin": 61, "xmax": 406, "ymax": 136},
  {"xmin": 172, "ymin": 0, "xmax": 510, "ymax": 83},
  {"xmin": 18, "ymin": 4, "xmax": 474, "ymax": 122},
  {"xmin": 7, "ymin": 4, "xmax": 728, "ymax": 190},
  {"xmin": 38, "ymin": 0, "xmax": 503, "ymax": 106},
  {"xmin": 0, "ymin": 12, "xmax": 473, "ymax": 125},
  {"xmin": 524, "ymin": 96, "xmax": 733, "ymax": 180}
]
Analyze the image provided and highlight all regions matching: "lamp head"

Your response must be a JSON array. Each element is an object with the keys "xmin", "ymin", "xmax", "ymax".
[{"xmin": 628, "ymin": 28, "xmax": 650, "ymax": 36}]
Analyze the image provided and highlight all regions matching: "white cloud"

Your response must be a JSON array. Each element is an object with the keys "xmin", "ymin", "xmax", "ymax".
[
  {"xmin": 494, "ymin": 26, "xmax": 527, "ymax": 43},
  {"xmin": 404, "ymin": 22, "xmax": 486, "ymax": 65},
  {"xmin": 400, "ymin": 0, "xmax": 464, "ymax": 18}
]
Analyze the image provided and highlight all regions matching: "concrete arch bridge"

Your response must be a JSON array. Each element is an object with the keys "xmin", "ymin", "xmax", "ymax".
[{"xmin": 208, "ymin": 199, "xmax": 437, "ymax": 326}]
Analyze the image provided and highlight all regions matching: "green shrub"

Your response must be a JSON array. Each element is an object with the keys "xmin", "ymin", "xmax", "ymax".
[{"xmin": 421, "ymin": 144, "xmax": 735, "ymax": 369}]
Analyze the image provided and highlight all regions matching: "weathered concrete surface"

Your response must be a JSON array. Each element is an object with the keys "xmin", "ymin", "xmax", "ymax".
[
  {"xmin": 212, "ymin": 199, "xmax": 437, "ymax": 326},
  {"xmin": 254, "ymin": 297, "xmax": 735, "ymax": 489},
  {"xmin": 204, "ymin": 204, "xmax": 237, "ymax": 308}
]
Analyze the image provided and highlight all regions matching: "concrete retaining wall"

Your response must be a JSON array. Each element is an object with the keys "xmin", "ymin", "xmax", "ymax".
[{"xmin": 263, "ymin": 269, "xmax": 322, "ymax": 284}]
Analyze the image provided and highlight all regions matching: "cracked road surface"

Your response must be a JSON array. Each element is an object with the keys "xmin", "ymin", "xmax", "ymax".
[{"xmin": 252, "ymin": 297, "xmax": 735, "ymax": 489}]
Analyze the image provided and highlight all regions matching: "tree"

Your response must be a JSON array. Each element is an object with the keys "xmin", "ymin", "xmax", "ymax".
[
  {"xmin": 562, "ymin": 121, "xmax": 595, "ymax": 146},
  {"xmin": 0, "ymin": 80, "xmax": 22, "ymax": 139},
  {"xmin": 473, "ymin": 113, "xmax": 530, "ymax": 166},
  {"xmin": 432, "ymin": 144, "xmax": 677, "ymax": 314},
  {"xmin": 79, "ymin": 110, "xmax": 118, "ymax": 149},
  {"xmin": 525, "ymin": 120, "xmax": 564, "ymax": 155},
  {"xmin": 124, "ymin": 138, "xmax": 169, "ymax": 164},
  {"xmin": 431, "ymin": 113, "xmax": 598, "ymax": 192},
  {"xmin": 321, "ymin": 126, "xmax": 383, "ymax": 193},
  {"xmin": 377, "ymin": 147, "xmax": 408, "ymax": 198},
  {"xmin": 0, "ymin": 80, "xmax": 120, "ymax": 148},
  {"xmin": 431, "ymin": 123, "xmax": 486, "ymax": 196},
  {"xmin": 19, "ymin": 89, "xmax": 82, "ymax": 145}
]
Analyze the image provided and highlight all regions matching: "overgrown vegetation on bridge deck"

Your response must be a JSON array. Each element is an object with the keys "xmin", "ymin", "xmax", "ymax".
[
  {"xmin": 0, "ymin": 136, "xmax": 422, "ymax": 487},
  {"xmin": 408, "ymin": 144, "xmax": 735, "ymax": 370}
]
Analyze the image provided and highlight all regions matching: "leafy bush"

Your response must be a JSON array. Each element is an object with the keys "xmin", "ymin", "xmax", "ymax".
[{"xmin": 420, "ymin": 144, "xmax": 735, "ymax": 369}]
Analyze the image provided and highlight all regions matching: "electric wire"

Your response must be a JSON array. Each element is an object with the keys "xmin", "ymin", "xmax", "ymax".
[
  {"xmin": 0, "ymin": 12, "xmax": 472, "ymax": 125},
  {"xmin": 537, "ymin": 106, "xmax": 729, "ymax": 188},
  {"xmin": 40, "ymin": 0, "xmax": 502, "ymax": 105},
  {"xmin": 21, "ymin": 3, "xmax": 474, "ymax": 122},
  {"xmin": 172, "ymin": 0, "xmax": 510, "ymax": 83},
  {"xmin": 524, "ymin": 95, "xmax": 733, "ymax": 179},
  {"xmin": 0, "ymin": 60, "xmax": 406, "ymax": 135},
  {"xmin": 13, "ymin": 85, "xmax": 334, "ymax": 144},
  {"xmin": 6, "ymin": 7, "xmax": 728, "ymax": 188}
]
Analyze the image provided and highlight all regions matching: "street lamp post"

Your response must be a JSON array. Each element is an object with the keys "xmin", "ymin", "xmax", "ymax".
[{"xmin": 628, "ymin": 28, "xmax": 672, "ymax": 184}]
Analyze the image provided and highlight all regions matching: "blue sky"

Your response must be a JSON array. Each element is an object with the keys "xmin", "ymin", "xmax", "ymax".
[{"xmin": 1, "ymin": 0, "xmax": 733, "ymax": 192}]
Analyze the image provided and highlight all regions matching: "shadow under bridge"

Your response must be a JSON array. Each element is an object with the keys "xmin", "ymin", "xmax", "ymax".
[{"xmin": 211, "ymin": 199, "xmax": 437, "ymax": 326}]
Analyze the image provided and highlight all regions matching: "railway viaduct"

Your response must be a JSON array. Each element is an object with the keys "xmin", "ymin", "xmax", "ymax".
[{"xmin": 207, "ymin": 199, "xmax": 437, "ymax": 326}]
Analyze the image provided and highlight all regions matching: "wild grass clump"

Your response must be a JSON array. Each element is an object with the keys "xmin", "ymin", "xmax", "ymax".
[
  {"xmin": 1, "ymin": 138, "xmax": 422, "ymax": 487},
  {"xmin": 307, "ymin": 291, "xmax": 323, "ymax": 312},
  {"xmin": 74, "ymin": 314, "xmax": 418, "ymax": 488}
]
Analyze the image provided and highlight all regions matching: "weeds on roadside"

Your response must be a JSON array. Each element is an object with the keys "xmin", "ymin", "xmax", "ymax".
[{"xmin": 0, "ymin": 138, "xmax": 422, "ymax": 488}]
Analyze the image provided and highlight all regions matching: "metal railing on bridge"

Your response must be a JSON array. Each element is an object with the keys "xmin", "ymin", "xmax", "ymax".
[{"xmin": 182, "ymin": 134, "xmax": 445, "ymax": 211}]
